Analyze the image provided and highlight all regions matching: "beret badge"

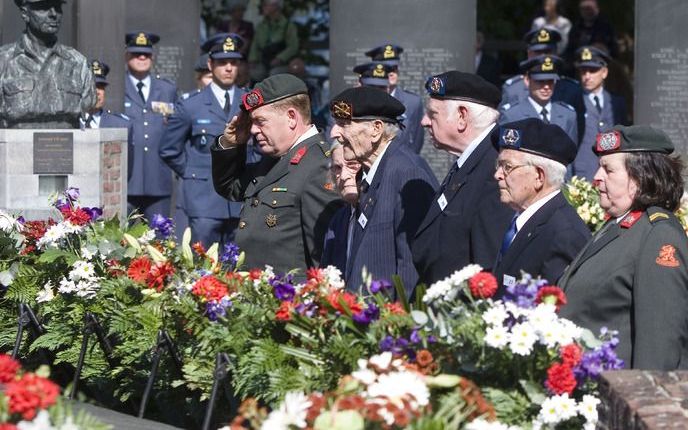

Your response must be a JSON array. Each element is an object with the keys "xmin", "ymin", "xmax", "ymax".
[
  {"xmin": 383, "ymin": 45, "xmax": 395, "ymax": 59},
  {"xmin": 135, "ymin": 32, "xmax": 148, "ymax": 46},
  {"xmin": 223, "ymin": 37, "xmax": 236, "ymax": 52},
  {"xmin": 537, "ymin": 29, "xmax": 550, "ymax": 43},
  {"xmin": 581, "ymin": 48, "xmax": 593, "ymax": 61},
  {"xmin": 242, "ymin": 89, "xmax": 264, "ymax": 111},
  {"xmin": 501, "ymin": 128, "xmax": 521, "ymax": 148},
  {"xmin": 541, "ymin": 57, "xmax": 554, "ymax": 72},
  {"xmin": 427, "ymin": 76, "xmax": 445, "ymax": 96},
  {"xmin": 331, "ymin": 100, "xmax": 353, "ymax": 120},
  {"xmin": 372, "ymin": 64, "xmax": 386, "ymax": 78},
  {"xmin": 596, "ymin": 130, "xmax": 622, "ymax": 152},
  {"xmin": 92, "ymin": 61, "xmax": 103, "ymax": 76}
]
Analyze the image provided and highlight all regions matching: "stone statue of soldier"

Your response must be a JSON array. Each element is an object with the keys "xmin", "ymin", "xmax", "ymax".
[{"xmin": 0, "ymin": 0, "xmax": 96, "ymax": 128}]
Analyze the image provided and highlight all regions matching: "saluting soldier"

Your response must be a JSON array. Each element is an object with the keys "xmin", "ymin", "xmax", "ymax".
[
  {"xmin": 160, "ymin": 33, "xmax": 249, "ymax": 247},
  {"xmin": 365, "ymin": 44, "xmax": 425, "ymax": 154},
  {"xmin": 0, "ymin": 0, "xmax": 95, "ymax": 128},
  {"xmin": 124, "ymin": 31, "xmax": 178, "ymax": 220},
  {"xmin": 559, "ymin": 125, "xmax": 688, "ymax": 370},
  {"xmin": 211, "ymin": 74, "xmax": 343, "ymax": 275}
]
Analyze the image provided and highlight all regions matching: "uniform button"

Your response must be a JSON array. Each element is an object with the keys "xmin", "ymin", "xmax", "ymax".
[
  {"xmin": 272, "ymin": 200, "xmax": 277, "ymax": 206},
  {"xmin": 144, "ymin": 121, "xmax": 148, "ymax": 126},
  {"xmin": 239, "ymin": 221, "xmax": 246, "ymax": 229},
  {"xmin": 143, "ymin": 109, "xmax": 147, "ymax": 113},
  {"xmin": 202, "ymin": 129, "xmax": 206, "ymax": 133},
  {"xmin": 144, "ymin": 134, "xmax": 149, "ymax": 139},
  {"xmin": 144, "ymin": 147, "xmax": 149, "ymax": 152},
  {"xmin": 252, "ymin": 178, "xmax": 258, "ymax": 184},
  {"xmin": 191, "ymin": 173, "xmax": 196, "ymax": 178},
  {"xmin": 252, "ymin": 198, "xmax": 259, "ymax": 207}
]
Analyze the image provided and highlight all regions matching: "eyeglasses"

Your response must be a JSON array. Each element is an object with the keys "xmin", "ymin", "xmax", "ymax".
[{"xmin": 495, "ymin": 160, "xmax": 530, "ymax": 176}]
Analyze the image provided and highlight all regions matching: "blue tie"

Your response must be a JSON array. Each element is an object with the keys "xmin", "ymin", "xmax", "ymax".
[{"xmin": 499, "ymin": 214, "xmax": 519, "ymax": 256}]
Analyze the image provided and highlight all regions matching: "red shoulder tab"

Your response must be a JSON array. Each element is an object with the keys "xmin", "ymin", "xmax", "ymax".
[
  {"xmin": 290, "ymin": 146, "xmax": 307, "ymax": 165},
  {"xmin": 619, "ymin": 211, "xmax": 643, "ymax": 229}
]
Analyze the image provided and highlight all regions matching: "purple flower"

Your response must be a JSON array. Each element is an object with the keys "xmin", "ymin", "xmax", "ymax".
[
  {"xmin": 54, "ymin": 198, "xmax": 70, "ymax": 211},
  {"xmin": 16, "ymin": 216, "xmax": 25, "ymax": 225},
  {"xmin": 379, "ymin": 335, "xmax": 416, "ymax": 359},
  {"xmin": 295, "ymin": 302, "xmax": 317, "ymax": 317},
  {"xmin": 352, "ymin": 302, "xmax": 380, "ymax": 325},
  {"xmin": 205, "ymin": 297, "xmax": 232, "ymax": 321},
  {"xmin": 83, "ymin": 207, "xmax": 103, "ymax": 221},
  {"xmin": 150, "ymin": 213, "xmax": 174, "ymax": 238},
  {"xmin": 410, "ymin": 329, "xmax": 422, "ymax": 344},
  {"xmin": 379, "ymin": 335, "xmax": 395, "ymax": 351},
  {"xmin": 220, "ymin": 242, "xmax": 241, "ymax": 268},
  {"xmin": 370, "ymin": 279, "xmax": 392, "ymax": 294},
  {"xmin": 574, "ymin": 334, "xmax": 625, "ymax": 382},
  {"xmin": 271, "ymin": 275, "xmax": 295, "ymax": 302},
  {"xmin": 65, "ymin": 187, "xmax": 80, "ymax": 202},
  {"xmin": 504, "ymin": 275, "xmax": 548, "ymax": 309}
]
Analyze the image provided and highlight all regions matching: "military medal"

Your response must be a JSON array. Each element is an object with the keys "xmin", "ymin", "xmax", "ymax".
[{"xmin": 265, "ymin": 214, "xmax": 278, "ymax": 228}]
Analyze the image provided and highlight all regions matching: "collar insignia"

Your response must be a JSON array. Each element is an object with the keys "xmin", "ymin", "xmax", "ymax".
[{"xmin": 619, "ymin": 210, "xmax": 643, "ymax": 228}]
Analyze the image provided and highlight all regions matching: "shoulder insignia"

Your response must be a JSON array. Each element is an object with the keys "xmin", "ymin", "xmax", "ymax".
[
  {"xmin": 118, "ymin": 113, "xmax": 130, "ymax": 121},
  {"xmin": 290, "ymin": 146, "xmax": 307, "ymax": 165},
  {"xmin": 181, "ymin": 92, "xmax": 191, "ymax": 100},
  {"xmin": 649, "ymin": 212, "xmax": 670, "ymax": 223},
  {"xmin": 503, "ymin": 75, "xmax": 523, "ymax": 87},
  {"xmin": 619, "ymin": 210, "xmax": 643, "ymax": 228},
  {"xmin": 656, "ymin": 244, "xmax": 680, "ymax": 267}
]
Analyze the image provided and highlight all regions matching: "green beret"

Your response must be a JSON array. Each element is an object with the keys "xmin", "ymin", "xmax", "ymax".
[
  {"xmin": 241, "ymin": 74, "xmax": 308, "ymax": 112},
  {"xmin": 593, "ymin": 125, "xmax": 674, "ymax": 155}
]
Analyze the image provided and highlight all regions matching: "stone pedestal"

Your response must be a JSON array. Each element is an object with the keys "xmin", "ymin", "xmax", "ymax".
[{"xmin": 0, "ymin": 128, "xmax": 127, "ymax": 221}]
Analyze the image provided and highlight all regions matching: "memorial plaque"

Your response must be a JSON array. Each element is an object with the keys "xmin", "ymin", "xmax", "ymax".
[
  {"xmin": 635, "ymin": 0, "xmax": 688, "ymax": 154},
  {"xmin": 330, "ymin": 0, "xmax": 476, "ymax": 177},
  {"xmin": 33, "ymin": 132, "xmax": 74, "ymax": 174}
]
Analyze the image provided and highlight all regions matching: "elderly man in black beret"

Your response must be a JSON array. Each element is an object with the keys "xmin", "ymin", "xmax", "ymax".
[
  {"xmin": 412, "ymin": 71, "xmax": 514, "ymax": 284},
  {"xmin": 211, "ymin": 73, "xmax": 342, "ymax": 276},
  {"xmin": 329, "ymin": 86, "xmax": 438, "ymax": 296},
  {"xmin": 492, "ymin": 118, "xmax": 590, "ymax": 292}
]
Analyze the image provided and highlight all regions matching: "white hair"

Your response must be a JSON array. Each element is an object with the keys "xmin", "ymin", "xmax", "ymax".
[
  {"xmin": 443, "ymin": 99, "xmax": 500, "ymax": 130},
  {"xmin": 521, "ymin": 152, "xmax": 567, "ymax": 188},
  {"xmin": 383, "ymin": 122, "xmax": 400, "ymax": 140}
]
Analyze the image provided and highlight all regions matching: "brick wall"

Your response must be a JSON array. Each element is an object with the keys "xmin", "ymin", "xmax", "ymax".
[{"xmin": 100, "ymin": 140, "xmax": 123, "ymax": 219}]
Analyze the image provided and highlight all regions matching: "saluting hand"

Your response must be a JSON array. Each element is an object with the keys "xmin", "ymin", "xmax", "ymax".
[{"xmin": 219, "ymin": 111, "xmax": 251, "ymax": 148}]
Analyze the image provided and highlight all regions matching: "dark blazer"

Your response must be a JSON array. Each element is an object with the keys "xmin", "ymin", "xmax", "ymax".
[
  {"xmin": 412, "ymin": 131, "xmax": 514, "ymax": 285},
  {"xmin": 476, "ymin": 52, "xmax": 501, "ymax": 87},
  {"xmin": 211, "ymin": 132, "xmax": 343, "ymax": 275},
  {"xmin": 346, "ymin": 141, "xmax": 438, "ymax": 296},
  {"xmin": 321, "ymin": 205, "xmax": 353, "ymax": 274},
  {"xmin": 559, "ymin": 208, "xmax": 688, "ymax": 370},
  {"xmin": 160, "ymin": 85, "xmax": 246, "ymax": 219},
  {"xmin": 392, "ymin": 87, "xmax": 425, "ymax": 154},
  {"xmin": 125, "ymin": 74, "xmax": 177, "ymax": 196},
  {"xmin": 493, "ymin": 192, "xmax": 590, "ymax": 291}
]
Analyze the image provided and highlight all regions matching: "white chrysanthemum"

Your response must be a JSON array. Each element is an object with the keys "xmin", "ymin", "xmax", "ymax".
[
  {"xmin": 538, "ymin": 396, "xmax": 561, "ymax": 424},
  {"xmin": 555, "ymin": 319, "xmax": 583, "ymax": 345},
  {"xmin": 482, "ymin": 303, "xmax": 509, "ymax": 326},
  {"xmin": 423, "ymin": 278, "xmax": 453, "ymax": 303},
  {"xmin": 484, "ymin": 325, "xmax": 510, "ymax": 349},
  {"xmin": 36, "ymin": 282, "xmax": 55, "ymax": 303},
  {"xmin": 74, "ymin": 280, "xmax": 99, "ymax": 299},
  {"xmin": 62, "ymin": 221, "xmax": 82, "ymax": 234},
  {"xmin": 138, "ymin": 229, "xmax": 156, "ymax": 245},
  {"xmin": 80, "ymin": 245, "xmax": 97, "ymax": 260},
  {"xmin": 58, "ymin": 278, "xmax": 78, "ymax": 294},
  {"xmin": 366, "ymin": 370, "xmax": 429, "ymax": 409},
  {"xmin": 17, "ymin": 410, "xmax": 55, "ymax": 430},
  {"xmin": 504, "ymin": 301, "xmax": 527, "ymax": 319},
  {"xmin": 423, "ymin": 264, "xmax": 483, "ymax": 304},
  {"xmin": 536, "ymin": 320, "xmax": 564, "ymax": 348},
  {"xmin": 0, "ymin": 210, "xmax": 22, "ymax": 233},
  {"xmin": 527, "ymin": 303, "xmax": 557, "ymax": 327},
  {"xmin": 260, "ymin": 392, "xmax": 311, "ymax": 430},
  {"xmin": 508, "ymin": 322, "xmax": 538, "ymax": 356},
  {"xmin": 322, "ymin": 265, "xmax": 345, "ymax": 290},
  {"xmin": 352, "ymin": 367, "xmax": 377, "ymax": 386},
  {"xmin": 578, "ymin": 395, "xmax": 600, "ymax": 423},
  {"xmin": 37, "ymin": 223, "xmax": 67, "ymax": 248},
  {"xmin": 553, "ymin": 394, "xmax": 578, "ymax": 421},
  {"xmin": 69, "ymin": 260, "xmax": 96, "ymax": 281},
  {"xmin": 465, "ymin": 418, "xmax": 522, "ymax": 430},
  {"xmin": 368, "ymin": 351, "xmax": 393, "ymax": 371}
]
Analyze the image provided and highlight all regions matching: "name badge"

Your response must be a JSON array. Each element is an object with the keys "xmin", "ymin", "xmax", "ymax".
[
  {"xmin": 358, "ymin": 213, "xmax": 368, "ymax": 229},
  {"xmin": 437, "ymin": 193, "xmax": 448, "ymax": 211},
  {"xmin": 503, "ymin": 274, "xmax": 516, "ymax": 288}
]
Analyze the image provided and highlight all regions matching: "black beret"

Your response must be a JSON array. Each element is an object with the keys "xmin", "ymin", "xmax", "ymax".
[
  {"xmin": 90, "ymin": 60, "xmax": 110, "ymax": 86},
  {"xmin": 574, "ymin": 46, "xmax": 610, "ymax": 69},
  {"xmin": 593, "ymin": 125, "xmax": 674, "ymax": 155},
  {"xmin": 492, "ymin": 118, "xmax": 577, "ymax": 165},
  {"xmin": 523, "ymin": 28, "xmax": 562, "ymax": 52},
  {"xmin": 365, "ymin": 44, "xmax": 403, "ymax": 66},
  {"xmin": 15, "ymin": 0, "xmax": 64, "ymax": 7},
  {"xmin": 353, "ymin": 62, "xmax": 393, "ymax": 88},
  {"xmin": 329, "ymin": 86, "xmax": 405, "ymax": 123},
  {"xmin": 521, "ymin": 55, "xmax": 563, "ymax": 80},
  {"xmin": 125, "ymin": 31, "xmax": 160, "ymax": 54},
  {"xmin": 241, "ymin": 74, "xmax": 308, "ymax": 112},
  {"xmin": 201, "ymin": 33, "xmax": 244, "ymax": 60},
  {"xmin": 425, "ymin": 71, "xmax": 501, "ymax": 109}
]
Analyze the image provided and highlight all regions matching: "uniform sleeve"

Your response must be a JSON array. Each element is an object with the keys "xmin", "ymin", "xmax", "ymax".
[
  {"xmin": 299, "ymin": 157, "xmax": 344, "ymax": 268},
  {"xmin": 159, "ymin": 100, "xmax": 190, "ymax": 177},
  {"xmin": 210, "ymin": 139, "xmax": 250, "ymax": 201},
  {"xmin": 633, "ymin": 222, "xmax": 688, "ymax": 369},
  {"xmin": 471, "ymin": 178, "xmax": 514, "ymax": 270}
]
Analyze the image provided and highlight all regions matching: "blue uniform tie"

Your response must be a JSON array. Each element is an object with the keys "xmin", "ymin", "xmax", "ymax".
[{"xmin": 499, "ymin": 214, "xmax": 519, "ymax": 256}]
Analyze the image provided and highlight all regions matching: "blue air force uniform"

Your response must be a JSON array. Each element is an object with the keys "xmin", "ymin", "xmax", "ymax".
[{"xmin": 124, "ymin": 32, "xmax": 178, "ymax": 220}]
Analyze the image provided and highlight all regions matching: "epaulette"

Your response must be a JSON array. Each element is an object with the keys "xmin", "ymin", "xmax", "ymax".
[
  {"xmin": 555, "ymin": 101, "xmax": 576, "ymax": 111},
  {"xmin": 400, "ymin": 87, "xmax": 420, "ymax": 97},
  {"xmin": 155, "ymin": 75, "xmax": 176, "ymax": 86},
  {"xmin": 648, "ymin": 207, "xmax": 672, "ymax": 224},
  {"xmin": 181, "ymin": 90, "xmax": 202, "ymax": 101},
  {"xmin": 503, "ymin": 75, "xmax": 523, "ymax": 87},
  {"xmin": 106, "ymin": 110, "xmax": 130, "ymax": 121},
  {"xmin": 317, "ymin": 139, "xmax": 330, "ymax": 156}
]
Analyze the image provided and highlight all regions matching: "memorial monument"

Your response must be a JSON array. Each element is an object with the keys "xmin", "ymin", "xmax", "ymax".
[{"xmin": 0, "ymin": 0, "xmax": 95, "ymax": 128}]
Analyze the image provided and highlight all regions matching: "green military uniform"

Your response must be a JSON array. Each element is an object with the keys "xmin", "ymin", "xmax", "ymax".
[
  {"xmin": 559, "ymin": 124, "xmax": 688, "ymax": 370},
  {"xmin": 210, "ymin": 74, "xmax": 342, "ymax": 275}
]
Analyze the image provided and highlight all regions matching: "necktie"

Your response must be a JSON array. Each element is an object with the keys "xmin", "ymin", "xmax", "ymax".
[
  {"xmin": 593, "ymin": 95, "xmax": 602, "ymax": 114},
  {"xmin": 440, "ymin": 162, "xmax": 459, "ymax": 192},
  {"xmin": 540, "ymin": 107, "xmax": 550, "ymax": 124},
  {"xmin": 136, "ymin": 81, "xmax": 146, "ymax": 104},
  {"xmin": 224, "ymin": 91, "xmax": 231, "ymax": 114},
  {"xmin": 499, "ymin": 214, "xmax": 519, "ymax": 257},
  {"xmin": 84, "ymin": 114, "xmax": 94, "ymax": 129},
  {"xmin": 346, "ymin": 206, "xmax": 356, "ymax": 261}
]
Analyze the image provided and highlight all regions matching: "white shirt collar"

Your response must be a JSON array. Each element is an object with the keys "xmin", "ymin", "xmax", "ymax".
[
  {"xmin": 287, "ymin": 124, "xmax": 319, "ymax": 153},
  {"xmin": 515, "ymin": 190, "xmax": 560, "ymax": 232},
  {"xmin": 128, "ymin": 72, "xmax": 151, "ymax": 99},
  {"xmin": 528, "ymin": 97, "xmax": 552, "ymax": 120},
  {"xmin": 80, "ymin": 111, "xmax": 102, "ymax": 129},
  {"xmin": 587, "ymin": 88, "xmax": 604, "ymax": 108},
  {"xmin": 456, "ymin": 123, "xmax": 496, "ymax": 168},
  {"xmin": 363, "ymin": 140, "xmax": 392, "ymax": 185},
  {"xmin": 210, "ymin": 82, "xmax": 235, "ymax": 109}
]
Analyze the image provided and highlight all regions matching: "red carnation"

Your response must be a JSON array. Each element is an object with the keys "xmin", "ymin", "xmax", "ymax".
[
  {"xmin": 545, "ymin": 362, "xmax": 577, "ymax": 395},
  {"xmin": 5, "ymin": 373, "xmax": 60, "ymax": 420},
  {"xmin": 385, "ymin": 302, "xmax": 406, "ymax": 315},
  {"xmin": 248, "ymin": 269, "xmax": 262, "ymax": 280},
  {"xmin": 64, "ymin": 207, "xmax": 91, "ymax": 226},
  {"xmin": 192, "ymin": 275, "xmax": 229, "ymax": 303},
  {"xmin": 560, "ymin": 343, "xmax": 583, "ymax": 367},
  {"xmin": 327, "ymin": 291, "xmax": 362, "ymax": 314},
  {"xmin": 147, "ymin": 261, "xmax": 175, "ymax": 291},
  {"xmin": 536, "ymin": 286, "xmax": 568, "ymax": 311},
  {"xmin": 306, "ymin": 267, "xmax": 324, "ymax": 282},
  {"xmin": 0, "ymin": 424, "xmax": 17, "ymax": 430},
  {"xmin": 468, "ymin": 272, "xmax": 499, "ymax": 299},
  {"xmin": 127, "ymin": 256, "xmax": 152, "ymax": 283},
  {"xmin": 275, "ymin": 301, "xmax": 293, "ymax": 321},
  {"xmin": 0, "ymin": 354, "xmax": 20, "ymax": 384}
]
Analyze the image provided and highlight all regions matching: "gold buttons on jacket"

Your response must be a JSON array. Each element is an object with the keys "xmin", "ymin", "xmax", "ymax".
[{"xmin": 239, "ymin": 221, "xmax": 246, "ymax": 229}]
